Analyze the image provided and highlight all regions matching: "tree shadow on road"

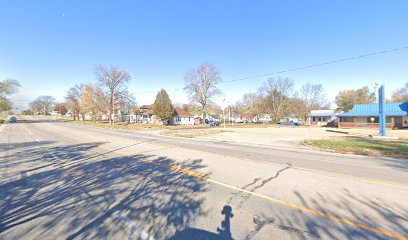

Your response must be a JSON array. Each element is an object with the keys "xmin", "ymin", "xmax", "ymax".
[
  {"xmin": 12, "ymin": 119, "xmax": 56, "ymax": 124},
  {"xmin": 170, "ymin": 205, "xmax": 234, "ymax": 240},
  {"xmin": 0, "ymin": 141, "xmax": 211, "ymax": 239},
  {"xmin": 245, "ymin": 189, "xmax": 408, "ymax": 240}
]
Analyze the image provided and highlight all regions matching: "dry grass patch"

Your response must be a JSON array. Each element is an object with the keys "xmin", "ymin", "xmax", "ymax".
[
  {"xmin": 228, "ymin": 123, "xmax": 270, "ymax": 128},
  {"xmin": 160, "ymin": 129, "xmax": 225, "ymax": 138},
  {"xmin": 304, "ymin": 137, "xmax": 408, "ymax": 158},
  {"xmin": 59, "ymin": 119, "xmax": 168, "ymax": 130}
]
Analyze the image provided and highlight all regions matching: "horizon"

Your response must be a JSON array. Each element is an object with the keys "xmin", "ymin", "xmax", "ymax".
[{"xmin": 1, "ymin": 1, "xmax": 408, "ymax": 110}]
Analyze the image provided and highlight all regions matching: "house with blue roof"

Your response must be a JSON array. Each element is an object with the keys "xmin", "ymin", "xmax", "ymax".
[{"xmin": 336, "ymin": 102, "xmax": 408, "ymax": 129}]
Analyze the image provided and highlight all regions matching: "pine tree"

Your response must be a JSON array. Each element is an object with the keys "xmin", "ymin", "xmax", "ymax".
[{"xmin": 153, "ymin": 89, "xmax": 174, "ymax": 124}]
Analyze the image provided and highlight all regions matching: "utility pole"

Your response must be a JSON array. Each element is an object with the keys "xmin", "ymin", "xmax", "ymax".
[
  {"xmin": 112, "ymin": 90, "xmax": 115, "ymax": 128},
  {"xmin": 223, "ymin": 99, "xmax": 226, "ymax": 129},
  {"xmin": 373, "ymin": 83, "xmax": 379, "ymax": 103},
  {"xmin": 223, "ymin": 107, "xmax": 225, "ymax": 129},
  {"xmin": 229, "ymin": 107, "xmax": 231, "ymax": 126}
]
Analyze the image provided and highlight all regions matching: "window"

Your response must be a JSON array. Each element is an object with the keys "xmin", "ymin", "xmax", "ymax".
[{"xmin": 312, "ymin": 117, "xmax": 316, "ymax": 122}]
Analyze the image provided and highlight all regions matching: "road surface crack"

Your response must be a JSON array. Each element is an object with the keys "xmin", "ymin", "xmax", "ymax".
[
  {"xmin": 226, "ymin": 177, "xmax": 261, "ymax": 205},
  {"xmin": 244, "ymin": 214, "xmax": 318, "ymax": 240},
  {"xmin": 236, "ymin": 166, "xmax": 290, "ymax": 209}
]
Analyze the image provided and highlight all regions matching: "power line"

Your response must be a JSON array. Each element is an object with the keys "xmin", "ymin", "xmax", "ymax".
[{"xmin": 134, "ymin": 45, "xmax": 408, "ymax": 95}]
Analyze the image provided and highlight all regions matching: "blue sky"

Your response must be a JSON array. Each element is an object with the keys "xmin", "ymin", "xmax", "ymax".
[{"xmin": 1, "ymin": 0, "xmax": 407, "ymax": 110}]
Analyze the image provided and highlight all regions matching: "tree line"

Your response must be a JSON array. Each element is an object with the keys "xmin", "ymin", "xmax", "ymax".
[
  {"xmin": 229, "ymin": 77, "xmax": 330, "ymax": 121},
  {"xmin": 0, "ymin": 79, "xmax": 20, "ymax": 112},
  {"xmin": 64, "ymin": 65, "xmax": 135, "ymax": 124},
  {"xmin": 24, "ymin": 62, "xmax": 408, "ymax": 123}
]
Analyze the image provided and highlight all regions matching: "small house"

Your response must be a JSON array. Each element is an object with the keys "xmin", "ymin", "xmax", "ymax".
[
  {"xmin": 308, "ymin": 110, "xmax": 336, "ymax": 126},
  {"xmin": 240, "ymin": 113, "xmax": 256, "ymax": 123},
  {"xmin": 258, "ymin": 114, "xmax": 272, "ymax": 123},
  {"xmin": 139, "ymin": 104, "xmax": 157, "ymax": 124},
  {"xmin": 173, "ymin": 107, "xmax": 195, "ymax": 125},
  {"xmin": 337, "ymin": 102, "xmax": 408, "ymax": 129}
]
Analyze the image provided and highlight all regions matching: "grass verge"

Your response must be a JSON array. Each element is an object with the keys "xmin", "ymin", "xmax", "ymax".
[
  {"xmin": 160, "ymin": 129, "xmax": 225, "ymax": 138},
  {"xmin": 57, "ymin": 118, "xmax": 167, "ymax": 130},
  {"xmin": 303, "ymin": 137, "xmax": 408, "ymax": 158}
]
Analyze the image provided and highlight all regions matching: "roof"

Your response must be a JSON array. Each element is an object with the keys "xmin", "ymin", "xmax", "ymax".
[
  {"xmin": 174, "ymin": 107, "xmax": 193, "ymax": 117},
  {"xmin": 140, "ymin": 104, "xmax": 154, "ymax": 115},
  {"xmin": 140, "ymin": 104, "xmax": 153, "ymax": 109},
  {"xmin": 241, "ymin": 113, "xmax": 256, "ymax": 118},
  {"xmin": 309, "ymin": 109, "xmax": 336, "ymax": 117},
  {"xmin": 337, "ymin": 102, "xmax": 408, "ymax": 117}
]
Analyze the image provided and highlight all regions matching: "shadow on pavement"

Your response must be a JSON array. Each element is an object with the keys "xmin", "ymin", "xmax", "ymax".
[
  {"xmin": 243, "ymin": 189, "xmax": 408, "ymax": 240},
  {"xmin": 0, "ymin": 141, "xmax": 210, "ymax": 239},
  {"xmin": 170, "ymin": 205, "xmax": 234, "ymax": 240},
  {"xmin": 12, "ymin": 119, "xmax": 56, "ymax": 124}
]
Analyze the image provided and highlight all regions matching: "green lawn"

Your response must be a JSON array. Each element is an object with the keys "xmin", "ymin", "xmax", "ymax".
[{"xmin": 304, "ymin": 137, "xmax": 408, "ymax": 158}]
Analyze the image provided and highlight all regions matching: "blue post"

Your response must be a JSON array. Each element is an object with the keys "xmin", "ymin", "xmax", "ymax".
[{"xmin": 379, "ymin": 85, "xmax": 386, "ymax": 136}]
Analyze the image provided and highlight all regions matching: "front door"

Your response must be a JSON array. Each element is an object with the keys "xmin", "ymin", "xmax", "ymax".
[{"xmin": 403, "ymin": 116, "xmax": 408, "ymax": 127}]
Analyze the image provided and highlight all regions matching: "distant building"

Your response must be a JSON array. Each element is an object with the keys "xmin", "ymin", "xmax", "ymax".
[
  {"xmin": 240, "ymin": 113, "xmax": 256, "ymax": 123},
  {"xmin": 308, "ymin": 110, "xmax": 337, "ymax": 126},
  {"xmin": 137, "ymin": 104, "xmax": 158, "ymax": 124},
  {"xmin": 336, "ymin": 102, "xmax": 408, "ymax": 129},
  {"xmin": 173, "ymin": 107, "xmax": 194, "ymax": 125},
  {"xmin": 258, "ymin": 114, "xmax": 272, "ymax": 123}
]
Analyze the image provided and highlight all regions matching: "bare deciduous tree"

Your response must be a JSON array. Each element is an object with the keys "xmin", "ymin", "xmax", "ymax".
[
  {"xmin": 94, "ymin": 64, "xmax": 131, "ymax": 125},
  {"xmin": 391, "ymin": 82, "xmax": 408, "ymax": 102},
  {"xmin": 240, "ymin": 92, "xmax": 265, "ymax": 115},
  {"xmin": 54, "ymin": 102, "xmax": 68, "ymax": 115},
  {"xmin": 66, "ymin": 84, "xmax": 84, "ymax": 120},
  {"xmin": 299, "ymin": 83, "xmax": 329, "ymax": 118},
  {"xmin": 29, "ymin": 95, "xmax": 56, "ymax": 115},
  {"xmin": 115, "ymin": 89, "xmax": 137, "ymax": 115},
  {"xmin": 184, "ymin": 62, "xmax": 222, "ymax": 120},
  {"xmin": 258, "ymin": 77, "xmax": 295, "ymax": 120},
  {"xmin": 181, "ymin": 103, "xmax": 199, "ymax": 114}
]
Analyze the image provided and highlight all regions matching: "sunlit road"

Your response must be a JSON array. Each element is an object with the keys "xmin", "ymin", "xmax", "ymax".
[{"xmin": 1, "ymin": 116, "xmax": 407, "ymax": 240}]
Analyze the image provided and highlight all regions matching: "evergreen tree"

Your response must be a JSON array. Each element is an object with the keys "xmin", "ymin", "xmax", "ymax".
[{"xmin": 153, "ymin": 89, "xmax": 174, "ymax": 124}]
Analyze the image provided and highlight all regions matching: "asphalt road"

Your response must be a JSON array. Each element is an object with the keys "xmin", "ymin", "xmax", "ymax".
[{"xmin": 1, "ymin": 117, "xmax": 407, "ymax": 240}]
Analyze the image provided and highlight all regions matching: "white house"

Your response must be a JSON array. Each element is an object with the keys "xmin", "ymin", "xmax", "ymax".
[
  {"xmin": 173, "ymin": 107, "xmax": 194, "ymax": 125},
  {"xmin": 258, "ymin": 114, "xmax": 272, "ymax": 122},
  {"xmin": 308, "ymin": 110, "xmax": 337, "ymax": 126}
]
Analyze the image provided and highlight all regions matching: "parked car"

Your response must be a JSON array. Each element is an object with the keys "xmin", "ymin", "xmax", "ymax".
[
  {"xmin": 279, "ymin": 121, "xmax": 301, "ymax": 126},
  {"xmin": 208, "ymin": 121, "xmax": 220, "ymax": 126},
  {"xmin": 235, "ymin": 118, "xmax": 243, "ymax": 123},
  {"xmin": 9, "ymin": 116, "xmax": 17, "ymax": 123}
]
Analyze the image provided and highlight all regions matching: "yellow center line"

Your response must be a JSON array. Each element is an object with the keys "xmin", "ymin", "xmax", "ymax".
[
  {"xmin": 291, "ymin": 166, "xmax": 408, "ymax": 190},
  {"xmin": 80, "ymin": 142, "xmax": 407, "ymax": 240},
  {"xmin": 56, "ymin": 118, "xmax": 408, "ymax": 190},
  {"xmin": 33, "ymin": 125, "xmax": 407, "ymax": 240}
]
